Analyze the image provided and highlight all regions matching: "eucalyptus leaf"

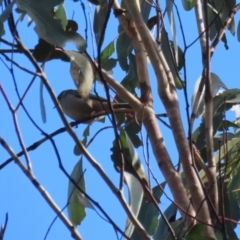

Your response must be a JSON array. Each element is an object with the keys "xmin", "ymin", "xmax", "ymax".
[
  {"xmin": 191, "ymin": 72, "xmax": 228, "ymax": 118},
  {"xmin": 181, "ymin": 0, "xmax": 194, "ymax": 11},
  {"xmin": 153, "ymin": 203, "xmax": 177, "ymax": 240},
  {"xmin": 16, "ymin": 0, "xmax": 87, "ymax": 51},
  {"xmin": 67, "ymin": 159, "xmax": 93, "ymax": 226},
  {"xmin": 33, "ymin": 20, "xmax": 79, "ymax": 62},
  {"xmin": 100, "ymin": 40, "xmax": 115, "ymax": 61},
  {"xmin": 164, "ymin": 220, "xmax": 185, "ymax": 240},
  {"xmin": 208, "ymin": 0, "xmax": 233, "ymax": 48},
  {"xmin": 161, "ymin": 28, "xmax": 183, "ymax": 89},
  {"xmin": 237, "ymin": 20, "xmax": 240, "ymax": 42},
  {"xmin": 185, "ymin": 224, "xmax": 214, "ymax": 240},
  {"xmin": 194, "ymin": 89, "xmax": 240, "ymax": 150},
  {"xmin": 124, "ymin": 121, "xmax": 142, "ymax": 148},
  {"xmin": 33, "ymin": 38, "xmax": 70, "ymax": 62},
  {"xmin": 166, "ymin": 0, "xmax": 178, "ymax": 66},
  {"xmin": 100, "ymin": 41, "xmax": 117, "ymax": 72},
  {"xmin": 116, "ymin": 31, "xmax": 131, "ymax": 71},
  {"xmin": 0, "ymin": 0, "xmax": 16, "ymax": 36},
  {"xmin": 219, "ymin": 182, "xmax": 239, "ymax": 240},
  {"xmin": 73, "ymin": 128, "xmax": 89, "ymax": 156},
  {"xmin": 54, "ymin": 3, "xmax": 67, "ymax": 29},
  {"xmin": 0, "ymin": 0, "xmax": 15, "ymax": 22},
  {"xmin": 121, "ymin": 53, "xmax": 139, "ymax": 95},
  {"xmin": 65, "ymin": 51, "xmax": 94, "ymax": 99},
  {"xmin": 215, "ymin": 137, "xmax": 240, "ymax": 163},
  {"xmin": 124, "ymin": 172, "xmax": 144, "ymax": 239},
  {"xmin": 226, "ymin": 95, "xmax": 240, "ymax": 104},
  {"xmin": 110, "ymin": 130, "xmax": 147, "ymax": 185},
  {"xmin": 93, "ymin": 1, "xmax": 108, "ymax": 45},
  {"xmin": 131, "ymin": 183, "xmax": 166, "ymax": 240},
  {"xmin": 40, "ymin": 81, "xmax": 46, "ymax": 123}
]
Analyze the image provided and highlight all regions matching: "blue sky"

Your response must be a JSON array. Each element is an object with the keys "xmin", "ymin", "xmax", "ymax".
[{"xmin": 1, "ymin": 1, "xmax": 240, "ymax": 240}]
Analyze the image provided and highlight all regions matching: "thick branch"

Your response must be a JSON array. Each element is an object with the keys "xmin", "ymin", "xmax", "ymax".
[
  {"xmin": 111, "ymin": 0, "xmax": 198, "ymax": 228},
  {"xmin": 15, "ymin": 39, "xmax": 150, "ymax": 240},
  {"xmin": 123, "ymin": 0, "xmax": 216, "ymax": 232}
]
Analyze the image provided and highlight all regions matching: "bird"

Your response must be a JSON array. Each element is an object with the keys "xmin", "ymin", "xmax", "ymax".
[{"xmin": 57, "ymin": 89, "xmax": 132, "ymax": 123}]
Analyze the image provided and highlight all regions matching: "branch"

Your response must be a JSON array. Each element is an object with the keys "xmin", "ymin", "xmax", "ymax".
[
  {"xmin": 210, "ymin": 3, "xmax": 240, "ymax": 53},
  {"xmin": 113, "ymin": 7, "xmax": 153, "ymax": 107},
  {"xmin": 13, "ymin": 37, "xmax": 150, "ymax": 240},
  {"xmin": 0, "ymin": 137, "xmax": 82, "ymax": 240},
  {"xmin": 202, "ymin": 0, "xmax": 218, "ymax": 224},
  {"xmin": 0, "ymin": 85, "xmax": 32, "ymax": 170},
  {"xmin": 114, "ymin": 0, "xmax": 198, "ymax": 229},
  {"xmin": 0, "ymin": 213, "xmax": 8, "ymax": 240}
]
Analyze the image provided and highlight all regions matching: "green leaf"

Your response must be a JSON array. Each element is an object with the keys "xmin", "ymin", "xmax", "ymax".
[
  {"xmin": 73, "ymin": 144, "xmax": 82, "ymax": 156},
  {"xmin": 117, "ymin": 0, "xmax": 152, "ymax": 73},
  {"xmin": 116, "ymin": 31, "xmax": 131, "ymax": 71},
  {"xmin": 93, "ymin": 1, "xmax": 108, "ymax": 45},
  {"xmin": 213, "ymin": 132, "xmax": 235, "ymax": 151},
  {"xmin": 67, "ymin": 159, "xmax": 93, "ymax": 226},
  {"xmin": 191, "ymin": 72, "xmax": 228, "ymax": 118},
  {"xmin": 83, "ymin": 125, "xmax": 90, "ymax": 138},
  {"xmin": 17, "ymin": 0, "xmax": 87, "ymax": 51},
  {"xmin": 218, "ymin": 120, "xmax": 240, "ymax": 131},
  {"xmin": 215, "ymin": 230, "xmax": 223, "ymax": 240},
  {"xmin": 124, "ymin": 172, "xmax": 144, "ymax": 239},
  {"xmin": 166, "ymin": 0, "xmax": 178, "ymax": 68},
  {"xmin": 163, "ymin": 219, "xmax": 186, "ymax": 240},
  {"xmin": 219, "ymin": 182, "xmax": 239, "ymax": 240},
  {"xmin": 121, "ymin": 53, "xmax": 140, "ymax": 95},
  {"xmin": 226, "ymin": 95, "xmax": 240, "ymax": 104},
  {"xmin": 139, "ymin": 0, "xmax": 152, "ymax": 23},
  {"xmin": 101, "ymin": 58, "xmax": 117, "ymax": 72},
  {"xmin": 100, "ymin": 41, "xmax": 118, "ymax": 72},
  {"xmin": 110, "ymin": 130, "xmax": 147, "ymax": 185},
  {"xmin": 0, "ymin": 0, "xmax": 16, "ymax": 36},
  {"xmin": 0, "ymin": 0, "xmax": 15, "ymax": 22},
  {"xmin": 153, "ymin": 203, "xmax": 177, "ymax": 240},
  {"xmin": 185, "ymin": 224, "xmax": 214, "ymax": 240},
  {"xmin": 237, "ymin": 20, "xmax": 240, "ymax": 42},
  {"xmin": 33, "ymin": 38, "xmax": 70, "ymax": 62},
  {"xmin": 229, "ymin": 158, "xmax": 240, "ymax": 206},
  {"xmin": 100, "ymin": 41, "xmax": 115, "ymax": 61},
  {"xmin": 124, "ymin": 121, "xmax": 142, "ymax": 148},
  {"xmin": 207, "ymin": 1, "xmax": 231, "ymax": 48},
  {"xmin": 147, "ymin": 15, "xmax": 157, "ymax": 30},
  {"xmin": 54, "ymin": 3, "xmax": 67, "ymax": 30},
  {"xmin": 32, "ymin": 20, "xmax": 78, "ymax": 62},
  {"xmin": 73, "ymin": 127, "xmax": 90, "ymax": 156},
  {"xmin": 213, "ymin": 0, "xmax": 235, "ymax": 37},
  {"xmin": 181, "ymin": 0, "xmax": 194, "ymax": 11},
  {"xmin": 65, "ymin": 51, "xmax": 94, "ymax": 98},
  {"xmin": 214, "ymin": 137, "xmax": 240, "ymax": 167},
  {"xmin": 161, "ymin": 28, "xmax": 183, "ymax": 89},
  {"xmin": 40, "ymin": 81, "xmax": 46, "ymax": 123},
  {"xmin": 131, "ymin": 183, "xmax": 166, "ymax": 240},
  {"xmin": 194, "ymin": 89, "xmax": 240, "ymax": 150}
]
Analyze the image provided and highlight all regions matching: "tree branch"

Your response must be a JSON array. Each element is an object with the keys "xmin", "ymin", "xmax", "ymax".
[{"xmin": 0, "ymin": 137, "xmax": 83, "ymax": 240}]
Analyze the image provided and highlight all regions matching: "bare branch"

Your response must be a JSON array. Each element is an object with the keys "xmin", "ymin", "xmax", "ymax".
[{"xmin": 0, "ymin": 137, "xmax": 83, "ymax": 240}]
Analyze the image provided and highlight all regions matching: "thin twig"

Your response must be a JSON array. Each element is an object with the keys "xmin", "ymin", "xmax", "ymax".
[{"xmin": 0, "ymin": 213, "xmax": 8, "ymax": 240}]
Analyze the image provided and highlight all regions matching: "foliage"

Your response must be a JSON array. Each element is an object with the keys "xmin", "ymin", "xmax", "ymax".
[{"xmin": 1, "ymin": 0, "xmax": 240, "ymax": 240}]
